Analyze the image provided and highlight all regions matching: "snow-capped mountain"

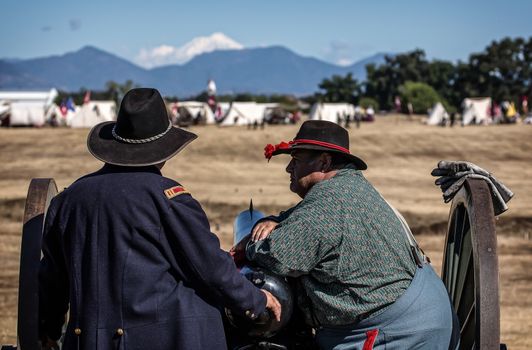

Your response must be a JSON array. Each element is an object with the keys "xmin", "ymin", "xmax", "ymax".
[{"xmin": 136, "ymin": 32, "xmax": 244, "ymax": 68}]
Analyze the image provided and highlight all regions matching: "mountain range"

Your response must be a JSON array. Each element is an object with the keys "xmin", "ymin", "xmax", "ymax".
[{"xmin": 0, "ymin": 46, "xmax": 389, "ymax": 97}]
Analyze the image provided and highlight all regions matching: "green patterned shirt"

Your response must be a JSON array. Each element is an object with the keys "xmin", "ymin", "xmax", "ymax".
[{"xmin": 247, "ymin": 168, "xmax": 416, "ymax": 326}]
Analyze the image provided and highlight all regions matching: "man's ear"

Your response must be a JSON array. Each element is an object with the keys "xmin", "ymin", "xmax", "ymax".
[{"xmin": 320, "ymin": 153, "xmax": 333, "ymax": 172}]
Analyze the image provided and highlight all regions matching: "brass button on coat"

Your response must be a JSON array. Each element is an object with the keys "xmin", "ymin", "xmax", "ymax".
[
  {"xmin": 116, "ymin": 328, "xmax": 124, "ymax": 336},
  {"xmin": 74, "ymin": 328, "xmax": 81, "ymax": 335}
]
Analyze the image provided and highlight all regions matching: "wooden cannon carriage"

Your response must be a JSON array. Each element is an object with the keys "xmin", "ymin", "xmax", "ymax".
[{"xmin": 2, "ymin": 177, "xmax": 506, "ymax": 349}]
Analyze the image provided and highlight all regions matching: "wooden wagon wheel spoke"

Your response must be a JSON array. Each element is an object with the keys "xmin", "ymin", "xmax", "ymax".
[
  {"xmin": 450, "ymin": 209, "xmax": 467, "ymax": 298},
  {"xmin": 460, "ymin": 303, "xmax": 476, "ymax": 350},
  {"xmin": 456, "ymin": 260, "xmax": 474, "ymax": 325},
  {"xmin": 453, "ymin": 227, "xmax": 472, "ymax": 309},
  {"xmin": 441, "ymin": 178, "xmax": 500, "ymax": 350},
  {"xmin": 18, "ymin": 179, "xmax": 58, "ymax": 350}
]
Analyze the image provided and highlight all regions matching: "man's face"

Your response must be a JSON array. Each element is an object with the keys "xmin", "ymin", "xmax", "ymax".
[{"xmin": 286, "ymin": 150, "xmax": 323, "ymax": 198}]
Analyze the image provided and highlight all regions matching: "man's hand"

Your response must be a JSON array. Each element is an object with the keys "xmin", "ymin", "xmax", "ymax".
[
  {"xmin": 251, "ymin": 220, "xmax": 278, "ymax": 242},
  {"xmin": 229, "ymin": 234, "xmax": 251, "ymax": 267},
  {"xmin": 261, "ymin": 289, "xmax": 281, "ymax": 322}
]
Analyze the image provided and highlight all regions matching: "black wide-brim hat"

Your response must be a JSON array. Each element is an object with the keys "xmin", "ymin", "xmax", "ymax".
[
  {"xmin": 88, "ymin": 88, "xmax": 197, "ymax": 167},
  {"xmin": 264, "ymin": 120, "xmax": 367, "ymax": 170}
]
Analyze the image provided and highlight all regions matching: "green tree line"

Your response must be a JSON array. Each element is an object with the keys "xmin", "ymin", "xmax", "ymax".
[{"xmin": 317, "ymin": 37, "xmax": 532, "ymax": 114}]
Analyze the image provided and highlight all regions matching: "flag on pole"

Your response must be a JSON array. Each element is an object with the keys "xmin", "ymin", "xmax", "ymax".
[
  {"xmin": 66, "ymin": 97, "xmax": 76, "ymax": 112},
  {"xmin": 60, "ymin": 99, "xmax": 68, "ymax": 117},
  {"xmin": 83, "ymin": 91, "xmax": 91, "ymax": 105}
]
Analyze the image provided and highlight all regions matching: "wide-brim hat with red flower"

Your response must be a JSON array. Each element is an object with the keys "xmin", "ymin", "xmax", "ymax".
[
  {"xmin": 264, "ymin": 120, "xmax": 367, "ymax": 170},
  {"xmin": 88, "ymin": 88, "xmax": 197, "ymax": 167}
]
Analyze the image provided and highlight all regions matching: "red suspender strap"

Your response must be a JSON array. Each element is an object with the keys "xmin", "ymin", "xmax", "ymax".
[{"xmin": 362, "ymin": 329, "xmax": 379, "ymax": 350}]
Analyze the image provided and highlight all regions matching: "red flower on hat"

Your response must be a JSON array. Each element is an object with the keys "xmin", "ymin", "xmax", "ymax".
[
  {"xmin": 264, "ymin": 141, "xmax": 293, "ymax": 161},
  {"xmin": 264, "ymin": 144, "xmax": 276, "ymax": 160}
]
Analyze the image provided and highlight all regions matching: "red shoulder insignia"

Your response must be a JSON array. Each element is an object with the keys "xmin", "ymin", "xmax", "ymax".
[{"xmin": 164, "ymin": 186, "xmax": 190, "ymax": 199}]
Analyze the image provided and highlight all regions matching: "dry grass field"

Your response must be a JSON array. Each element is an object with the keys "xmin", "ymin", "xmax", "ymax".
[{"xmin": 0, "ymin": 116, "xmax": 531, "ymax": 348}]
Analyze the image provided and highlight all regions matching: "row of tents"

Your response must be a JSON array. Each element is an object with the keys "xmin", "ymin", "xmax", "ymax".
[
  {"xmin": 310, "ymin": 99, "xmax": 508, "ymax": 126},
  {"xmin": 427, "ymin": 97, "xmax": 525, "ymax": 126},
  {"xmin": 0, "ymin": 89, "xmax": 116, "ymax": 128},
  {"xmin": 172, "ymin": 101, "xmax": 290, "ymax": 126},
  {"xmin": 0, "ymin": 89, "xmax": 365, "ymax": 128},
  {"xmin": 427, "ymin": 98, "xmax": 492, "ymax": 126},
  {"xmin": 0, "ymin": 89, "xmax": 295, "ymax": 128},
  {"xmin": 1, "ymin": 89, "xmax": 516, "ymax": 128},
  {"xmin": 308, "ymin": 103, "xmax": 375, "ymax": 123}
]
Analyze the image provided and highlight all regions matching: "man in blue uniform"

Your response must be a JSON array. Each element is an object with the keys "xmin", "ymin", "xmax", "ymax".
[{"xmin": 38, "ymin": 88, "xmax": 280, "ymax": 349}]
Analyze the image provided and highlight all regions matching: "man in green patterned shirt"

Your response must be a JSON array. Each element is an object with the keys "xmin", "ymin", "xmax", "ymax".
[{"xmin": 244, "ymin": 120, "xmax": 459, "ymax": 350}]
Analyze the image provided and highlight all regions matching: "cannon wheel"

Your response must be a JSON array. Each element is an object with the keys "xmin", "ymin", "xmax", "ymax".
[
  {"xmin": 17, "ymin": 179, "xmax": 58, "ymax": 350},
  {"xmin": 442, "ymin": 178, "xmax": 500, "ymax": 349}
]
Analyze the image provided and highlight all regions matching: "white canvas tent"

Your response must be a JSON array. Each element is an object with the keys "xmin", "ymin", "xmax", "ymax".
[
  {"xmin": 218, "ymin": 102, "xmax": 278, "ymax": 126},
  {"xmin": 9, "ymin": 102, "xmax": 48, "ymax": 126},
  {"xmin": 0, "ymin": 88, "xmax": 58, "ymax": 126},
  {"xmin": 177, "ymin": 101, "xmax": 216, "ymax": 124},
  {"xmin": 0, "ymin": 89, "xmax": 58, "ymax": 106},
  {"xmin": 309, "ymin": 103, "xmax": 355, "ymax": 124},
  {"xmin": 427, "ymin": 102, "xmax": 450, "ymax": 125},
  {"xmin": 70, "ymin": 101, "xmax": 116, "ymax": 128},
  {"xmin": 462, "ymin": 98, "xmax": 492, "ymax": 125}
]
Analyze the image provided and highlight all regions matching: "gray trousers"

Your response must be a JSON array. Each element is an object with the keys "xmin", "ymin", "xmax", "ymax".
[{"xmin": 316, "ymin": 264, "xmax": 459, "ymax": 350}]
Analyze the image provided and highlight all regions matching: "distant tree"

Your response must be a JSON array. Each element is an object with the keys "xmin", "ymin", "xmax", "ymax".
[
  {"xmin": 398, "ymin": 81, "xmax": 443, "ymax": 114},
  {"xmin": 190, "ymin": 91, "xmax": 209, "ymax": 103},
  {"xmin": 358, "ymin": 97, "xmax": 379, "ymax": 111},
  {"xmin": 105, "ymin": 80, "xmax": 138, "ymax": 105},
  {"xmin": 269, "ymin": 94, "xmax": 299, "ymax": 105},
  {"xmin": 234, "ymin": 93, "xmax": 254, "ymax": 102},
  {"xmin": 464, "ymin": 37, "xmax": 532, "ymax": 103},
  {"xmin": 426, "ymin": 60, "xmax": 460, "ymax": 109},
  {"xmin": 317, "ymin": 73, "xmax": 361, "ymax": 104},
  {"xmin": 365, "ymin": 49, "xmax": 430, "ymax": 110}
]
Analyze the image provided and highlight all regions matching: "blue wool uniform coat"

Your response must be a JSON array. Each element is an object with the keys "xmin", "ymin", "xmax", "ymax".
[{"xmin": 39, "ymin": 164, "xmax": 266, "ymax": 350}]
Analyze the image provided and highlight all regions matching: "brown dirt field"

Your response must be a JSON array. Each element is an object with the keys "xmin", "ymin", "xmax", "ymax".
[{"xmin": 0, "ymin": 116, "xmax": 531, "ymax": 348}]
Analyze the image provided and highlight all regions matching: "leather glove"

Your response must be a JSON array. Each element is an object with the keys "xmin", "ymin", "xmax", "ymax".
[{"xmin": 432, "ymin": 160, "xmax": 514, "ymax": 215}]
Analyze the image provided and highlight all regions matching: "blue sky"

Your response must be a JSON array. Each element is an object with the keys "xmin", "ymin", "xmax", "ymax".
[{"xmin": 1, "ymin": 0, "xmax": 531, "ymax": 66}]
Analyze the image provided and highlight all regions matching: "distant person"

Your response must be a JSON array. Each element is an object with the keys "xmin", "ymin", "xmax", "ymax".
[
  {"xmin": 38, "ymin": 88, "xmax": 280, "ymax": 350},
  {"xmin": 344, "ymin": 112, "xmax": 351, "ymax": 129},
  {"xmin": 0, "ymin": 113, "xmax": 10, "ymax": 127},
  {"xmin": 450, "ymin": 112, "xmax": 456, "ymax": 127},
  {"xmin": 195, "ymin": 110, "xmax": 203, "ymax": 125},
  {"xmin": 505, "ymin": 101, "xmax": 518, "ymax": 123},
  {"xmin": 170, "ymin": 102, "xmax": 179, "ymax": 125},
  {"xmin": 48, "ymin": 112, "xmax": 59, "ymax": 127},
  {"xmin": 521, "ymin": 96, "xmax": 528, "ymax": 116},
  {"xmin": 394, "ymin": 95, "xmax": 402, "ymax": 113},
  {"xmin": 366, "ymin": 105, "xmax": 375, "ymax": 121},
  {"xmin": 215, "ymin": 105, "xmax": 223, "ymax": 121},
  {"xmin": 292, "ymin": 111, "xmax": 301, "ymax": 124},
  {"xmin": 440, "ymin": 114, "xmax": 448, "ymax": 127},
  {"xmin": 355, "ymin": 106, "xmax": 365, "ymax": 126},
  {"xmin": 407, "ymin": 102, "xmax": 414, "ymax": 120},
  {"xmin": 492, "ymin": 102, "xmax": 503, "ymax": 124}
]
